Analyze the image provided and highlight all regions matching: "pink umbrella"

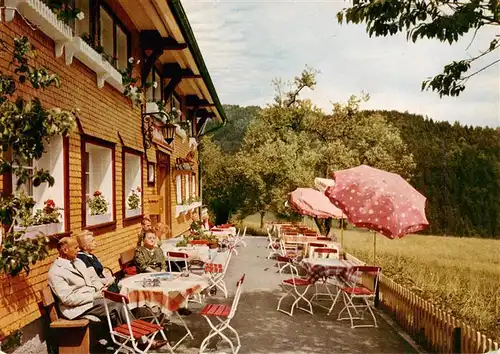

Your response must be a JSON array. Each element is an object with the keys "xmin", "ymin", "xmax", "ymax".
[
  {"xmin": 325, "ymin": 165, "xmax": 428, "ymax": 239},
  {"xmin": 289, "ymin": 188, "xmax": 344, "ymax": 219}
]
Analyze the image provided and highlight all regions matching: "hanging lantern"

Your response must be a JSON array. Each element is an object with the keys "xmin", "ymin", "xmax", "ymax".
[{"xmin": 162, "ymin": 123, "xmax": 176, "ymax": 144}]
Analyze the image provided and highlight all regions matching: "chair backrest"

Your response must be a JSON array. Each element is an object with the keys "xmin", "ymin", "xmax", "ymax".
[
  {"xmin": 308, "ymin": 242, "xmax": 327, "ymax": 248},
  {"xmin": 345, "ymin": 265, "xmax": 381, "ymax": 289},
  {"xmin": 312, "ymin": 247, "xmax": 338, "ymax": 259},
  {"xmin": 167, "ymin": 251, "xmax": 189, "ymax": 272},
  {"xmin": 119, "ymin": 249, "xmax": 135, "ymax": 269},
  {"xmin": 316, "ymin": 236, "xmax": 332, "ymax": 241},
  {"xmin": 189, "ymin": 239, "xmax": 209, "ymax": 245},
  {"xmin": 41, "ymin": 286, "xmax": 59, "ymax": 322},
  {"xmin": 229, "ymin": 274, "xmax": 246, "ymax": 318},
  {"xmin": 103, "ymin": 290, "xmax": 130, "ymax": 304}
]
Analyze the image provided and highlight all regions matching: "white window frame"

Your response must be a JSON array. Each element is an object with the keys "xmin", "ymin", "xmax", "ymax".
[
  {"xmin": 176, "ymin": 175, "xmax": 182, "ymax": 205},
  {"xmin": 12, "ymin": 136, "xmax": 66, "ymax": 237},
  {"xmin": 124, "ymin": 151, "xmax": 142, "ymax": 219},
  {"xmin": 84, "ymin": 140, "xmax": 114, "ymax": 227},
  {"xmin": 191, "ymin": 175, "xmax": 196, "ymax": 198},
  {"xmin": 184, "ymin": 175, "xmax": 190, "ymax": 203}
]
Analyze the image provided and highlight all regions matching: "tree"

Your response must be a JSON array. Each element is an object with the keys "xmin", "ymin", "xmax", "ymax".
[
  {"xmin": 199, "ymin": 137, "xmax": 248, "ymax": 225},
  {"xmin": 208, "ymin": 105, "xmax": 261, "ymax": 153},
  {"xmin": 337, "ymin": 0, "xmax": 500, "ymax": 97}
]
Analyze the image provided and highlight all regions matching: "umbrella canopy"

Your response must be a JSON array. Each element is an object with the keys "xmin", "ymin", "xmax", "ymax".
[
  {"xmin": 289, "ymin": 188, "xmax": 344, "ymax": 219},
  {"xmin": 325, "ymin": 165, "xmax": 428, "ymax": 239},
  {"xmin": 314, "ymin": 177, "xmax": 336, "ymax": 194}
]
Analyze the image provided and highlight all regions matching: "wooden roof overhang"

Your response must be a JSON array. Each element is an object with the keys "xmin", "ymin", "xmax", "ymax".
[{"xmin": 117, "ymin": 0, "xmax": 225, "ymax": 123}]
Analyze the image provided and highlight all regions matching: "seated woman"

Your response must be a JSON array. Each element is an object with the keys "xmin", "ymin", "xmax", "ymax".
[
  {"xmin": 153, "ymin": 222, "xmax": 170, "ymax": 244},
  {"xmin": 76, "ymin": 230, "xmax": 114, "ymax": 286},
  {"xmin": 134, "ymin": 232, "xmax": 166, "ymax": 273}
]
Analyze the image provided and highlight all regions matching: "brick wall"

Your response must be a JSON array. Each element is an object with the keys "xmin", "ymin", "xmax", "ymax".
[{"xmin": 0, "ymin": 14, "xmax": 199, "ymax": 336}]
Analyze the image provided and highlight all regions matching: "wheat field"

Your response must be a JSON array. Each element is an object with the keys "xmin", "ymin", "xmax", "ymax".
[{"xmin": 340, "ymin": 229, "xmax": 500, "ymax": 342}]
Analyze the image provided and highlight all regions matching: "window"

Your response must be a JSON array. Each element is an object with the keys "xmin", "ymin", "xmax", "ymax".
[
  {"xmin": 146, "ymin": 68, "xmax": 163, "ymax": 102},
  {"xmin": 123, "ymin": 151, "xmax": 142, "ymax": 219},
  {"xmin": 184, "ymin": 175, "xmax": 190, "ymax": 203},
  {"xmin": 191, "ymin": 175, "xmax": 196, "ymax": 198},
  {"xmin": 12, "ymin": 136, "xmax": 66, "ymax": 235},
  {"xmin": 176, "ymin": 175, "xmax": 182, "ymax": 204},
  {"xmin": 75, "ymin": 0, "xmax": 90, "ymax": 37},
  {"xmin": 84, "ymin": 140, "xmax": 114, "ymax": 227}
]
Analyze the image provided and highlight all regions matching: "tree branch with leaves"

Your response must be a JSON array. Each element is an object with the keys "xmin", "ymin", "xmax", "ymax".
[{"xmin": 337, "ymin": 0, "xmax": 500, "ymax": 97}]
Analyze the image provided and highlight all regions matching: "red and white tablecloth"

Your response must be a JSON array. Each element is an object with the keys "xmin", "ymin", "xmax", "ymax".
[
  {"xmin": 160, "ymin": 244, "xmax": 211, "ymax": 262},
  {"xmin": 299, "ymin": 258, "xmax": 359, "ymax": 283},
  {"xmin": 119, "ymin": 272, "xmax": 210, "ymax": 315}
]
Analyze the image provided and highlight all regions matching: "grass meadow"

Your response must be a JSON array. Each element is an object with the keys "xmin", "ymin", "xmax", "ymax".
[{"xmin": 242, "ymin": 213, "xmax": 500, "ymax": 341}]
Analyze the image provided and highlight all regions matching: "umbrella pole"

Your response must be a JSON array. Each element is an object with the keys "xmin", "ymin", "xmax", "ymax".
[
  {"xmin": 373, "ymin": 231, "xmax": 377, "ymax": 264},
  {"xmin": 340, "ymin": 214, "xmax": 344, "ymax": 249}
]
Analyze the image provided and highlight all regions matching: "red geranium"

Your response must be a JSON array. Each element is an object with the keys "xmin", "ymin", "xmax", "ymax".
[
  {"xmin": 44, "ymin": 199, "xmax": 56, "ymax": 208},
  {"xmin": 93, "ymin": 190, "xmax": 102, "ymax": 197}
]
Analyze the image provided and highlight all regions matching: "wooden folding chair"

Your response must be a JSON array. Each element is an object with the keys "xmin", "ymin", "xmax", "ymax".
[
  {"xmin": 337, "ymin": 266, "xmax": 381, "ymax": 328},
  {"xmin": 102, "ymin": 290, "xmax": 170, "ymax": 354},
  {"xmin": 199, "ymin": 274, "xmax": 246, "ymax": 354},
  {"xmin": 277, "ymin": 257, "xmax": 313, "ymax": 316}
]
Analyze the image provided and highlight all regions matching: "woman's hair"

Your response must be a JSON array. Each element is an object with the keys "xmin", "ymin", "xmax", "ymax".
[
  {"xmin": 153, "ymin": 223, "xmax": 170, "ymax": 239},
  {"xmin": 76, "ymin": 230, "xmax": 93, "ymax": 248}
]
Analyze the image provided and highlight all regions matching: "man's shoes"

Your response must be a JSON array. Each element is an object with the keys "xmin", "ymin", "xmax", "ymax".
[{"xmin": 177, "ymin": 307, "xmax": 192, "ymax": 316}]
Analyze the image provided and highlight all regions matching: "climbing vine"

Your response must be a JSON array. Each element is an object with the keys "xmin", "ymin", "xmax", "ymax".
[{"xmin": 0, "ymin": 36, "xmax": 76, "ymax": 276}]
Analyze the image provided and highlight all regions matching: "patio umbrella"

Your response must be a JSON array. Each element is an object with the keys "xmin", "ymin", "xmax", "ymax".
[
  {"xmin": 324, "ymin": 165, "xmax": 429, "ymax": 263},
  {"xmin": 289, "ymin": 188, "xmax": 344, "ymax": 219}
]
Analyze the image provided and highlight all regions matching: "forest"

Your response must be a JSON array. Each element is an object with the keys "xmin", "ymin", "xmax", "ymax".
[{"xmin": 201, "ymin": 75, "xmax": 500, "ymax": 238}]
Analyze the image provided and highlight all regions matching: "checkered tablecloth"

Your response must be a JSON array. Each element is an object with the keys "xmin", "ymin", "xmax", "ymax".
[
  {"xmin": 299, "ymin": 258, "xmax": 358, "ymax": 283},
  {"xmin": 119, "ymin": 272, "xmax": 210, "ymax": 315}
]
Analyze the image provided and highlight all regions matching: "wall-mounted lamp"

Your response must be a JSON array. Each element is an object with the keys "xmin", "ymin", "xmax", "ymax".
[{"xmin": 141, "ymin": 105, "xmax": 176, "ymax": 150}]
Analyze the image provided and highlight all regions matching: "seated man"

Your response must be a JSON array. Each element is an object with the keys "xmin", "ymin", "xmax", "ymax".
[
  {"xmin": 76, "ymin": 230, "xmax": 114, "ymax": 286},
  {"xmin": 134, "ymin": 232, "xmax": 166, "ymax": 273},
  {"xmin": 49, "ymin": 237, "xmax": 130, "ymax": 325},
  {"xmin": 48, "ymin": 237, "xmax": 166, "ymax": 349}
]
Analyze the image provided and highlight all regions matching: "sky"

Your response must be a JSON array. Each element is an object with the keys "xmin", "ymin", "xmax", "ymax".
[{"xmin": 182, "ymin": 1, "xmax": 500, "ymax": 128}]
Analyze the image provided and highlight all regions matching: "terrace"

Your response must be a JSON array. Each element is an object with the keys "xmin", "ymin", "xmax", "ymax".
[{"xmin": 158, "ymin": 236, "xmax": 418, "ymax": 354}]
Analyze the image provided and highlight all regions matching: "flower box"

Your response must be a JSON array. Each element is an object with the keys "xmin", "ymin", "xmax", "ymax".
[
  {"xmin": 175, "ymin": 201, "xmax": 202, "ymax": 217},
  {"xmin": 87, "ymin": 213, "xmax": 112, "ymax": 226},
  {"xmin": 102, "ymin": 60, "xmax": 124, "ymax": 92},
  {"xmin": 5, "ymin": 0, "xmax": 73, "ymax": 58},
  {"xmin": 14, "ymin": 222, "xmax": 62, "ymax": 239},
  {"xmin": 125, "ymin": 208, "xmax": 142, "ymax": 219},
  {"xmin": 65, "ymin": 37, "xmax": 108, "ymax": 88}
]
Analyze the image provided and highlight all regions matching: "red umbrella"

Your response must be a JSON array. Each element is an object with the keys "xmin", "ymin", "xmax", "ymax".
[
  {"xmin": 325, "ymin": 165, "xmax": 428, "ymax": 239},
  {"xmin": 289, "ymin": 188, "xmax": 344, "ymax": 219}
]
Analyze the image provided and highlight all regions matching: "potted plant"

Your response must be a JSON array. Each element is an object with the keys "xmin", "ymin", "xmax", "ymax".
[
  {"xmin": 15, "ymin": 198, "xmax": 63, "ymax": 238},
  {"xmin": 87, "ymin": 190, "xmax": 110, "ymax": 224},
  {"xmin": 126, "ymin": 186, "xmax": 141, "ymax": 217}
]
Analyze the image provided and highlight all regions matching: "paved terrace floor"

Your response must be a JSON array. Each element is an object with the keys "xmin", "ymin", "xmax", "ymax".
[{"xmin": 161, "ymin": 236, "xmax": 418, "ymax": 354}]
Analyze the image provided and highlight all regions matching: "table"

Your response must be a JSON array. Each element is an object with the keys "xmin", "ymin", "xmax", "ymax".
[
  {"xmin": 281, "ymin": 235, "xmax": 340, "ymax": 258},
  {"xmin": 209, "ymin": 229, "xmax": 235, "ymax": 240},
  {"xmin": 119, "ymin": 272, "xmax": 210, "ymax": 315},
  {"xmin": 160, "ymin": 243, "xmax": 212, "ymax": 263},
  {"xmin": 300, "ymin": 258, "xmax": 358, "ymax": 283}
]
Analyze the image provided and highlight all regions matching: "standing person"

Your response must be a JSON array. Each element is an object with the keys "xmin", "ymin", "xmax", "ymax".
[
  {"xmin": 190, "ymin": 210, "xmax": 203, "ymax": 233},
  {"xmin": 137, "ymin": 216, "xmax": 153, "ymax": 246},
  {"xmin": 201, "ymin": 208, "xmax": 214, "ymax": 231}
]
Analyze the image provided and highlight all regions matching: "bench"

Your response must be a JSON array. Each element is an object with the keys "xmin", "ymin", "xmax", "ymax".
[{"xmin": 41, "ymin": 287, "xmax": 90, "ymax": 354}]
